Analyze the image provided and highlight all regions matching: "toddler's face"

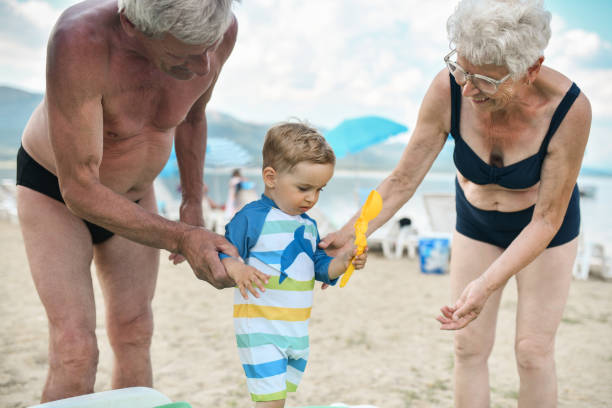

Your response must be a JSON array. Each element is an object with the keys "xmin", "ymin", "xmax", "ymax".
[{"xmin": 270, "ymin": 161, "xmax": 334, "ymax": 215}]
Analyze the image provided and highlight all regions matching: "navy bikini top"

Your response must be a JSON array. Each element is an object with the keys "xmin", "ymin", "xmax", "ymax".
[{"xmin": 449, "ymin": 75, "xmax": 580, "ymax": 189}]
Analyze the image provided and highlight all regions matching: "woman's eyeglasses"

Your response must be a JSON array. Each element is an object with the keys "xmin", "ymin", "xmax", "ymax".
[{"xmin": 444, "ymin": 49, "xmax": 511, "ymax": 95}]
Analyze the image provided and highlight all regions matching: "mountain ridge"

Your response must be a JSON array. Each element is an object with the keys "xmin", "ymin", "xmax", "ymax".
[
  {"xmin": 1, "ymin": 85, "xmax": 609, "ymax": 176},
  {"xmin": 0, "ymin": 85, "xmax": 414, "ymax": 172}
]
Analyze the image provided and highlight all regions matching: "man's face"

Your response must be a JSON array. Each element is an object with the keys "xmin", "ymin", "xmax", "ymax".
[{"xmin": 147, "ymin": 33, "xmax": 221, "ymax": 80}]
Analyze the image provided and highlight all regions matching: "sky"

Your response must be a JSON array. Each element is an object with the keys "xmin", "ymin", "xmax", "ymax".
[{"xmin": 1, "ymin": 0, "xmax": 611, "ymax": 169}]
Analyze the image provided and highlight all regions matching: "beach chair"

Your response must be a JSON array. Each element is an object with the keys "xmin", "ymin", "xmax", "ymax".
[
  {"xmin": 422, "ymin": 193, "xmax": 456, "ymax": 235},
  {"xmin": 370, "ymin": 193, "xmax": 455, "ymax": 262},
  {"xmin": 0, "ymin": 179, "xmax": 18, "ymax": 223},
  {"xmin": 26, "ymin": 387, "xmax": 189, "ymax": 408},
  {"xmin": 414, "ymin": 193, "xmax": 455, "ymax": 274},
  {"xmin": 573, "ymin": 235, "xmax": 612, "ymax": 280},
  {"xmin": 376, "ymin": 215, "xmax": 419, "ymax": 259}
]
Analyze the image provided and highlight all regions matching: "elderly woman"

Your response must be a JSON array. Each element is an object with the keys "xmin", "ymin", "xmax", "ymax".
[{"xmin": 321, "ymin": 0, "xmax": 591, "ymax": 406}]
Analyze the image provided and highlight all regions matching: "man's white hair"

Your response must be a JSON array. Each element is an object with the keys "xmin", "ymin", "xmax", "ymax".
[
  {"xmin": 447, "ymin": 0, "xmax": 551, "ymax": 79},
  {"xmin": 118, "ymin": 0, "xmax": 235, "ymax": 45}
]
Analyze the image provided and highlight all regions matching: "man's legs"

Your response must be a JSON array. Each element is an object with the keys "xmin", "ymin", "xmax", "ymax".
[
  {"xmin": 17, "ymin": 187, "xmax": 98, "ymax": 402},
  {"xmin": 514, "ymin": 239, "xmax": 576, "ymax": 408},
  {"xmin": 93, "ymin": 186, "xmax": 159, "ymax": 388},
  {"xmin": 450, "ymin": 232, "xmax": 506, "ymax": 408}
]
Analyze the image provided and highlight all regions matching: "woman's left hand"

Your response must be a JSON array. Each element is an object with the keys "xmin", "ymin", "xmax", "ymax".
[{"xmin": 436, "ymin": 275, "xmax": 491, "ymax": 330}]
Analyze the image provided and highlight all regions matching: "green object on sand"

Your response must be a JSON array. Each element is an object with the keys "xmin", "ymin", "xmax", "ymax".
[{"xmin": 154, "ymin": 403, "xmax": 192, "ymax": 408}]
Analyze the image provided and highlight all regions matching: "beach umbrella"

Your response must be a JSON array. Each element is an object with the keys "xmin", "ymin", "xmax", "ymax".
[
  {"xmin": 205, "ymin": 137, "xmax": 252, "ymax": 168},
  {"xmin": 324, "ymin": 115, "xmax": 408, "ymax": 159},
  {"xmin": 159, "ymin": 137, "xmax": 252, "ymax": 179}
]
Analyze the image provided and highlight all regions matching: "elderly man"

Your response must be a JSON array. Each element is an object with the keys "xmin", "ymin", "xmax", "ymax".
[{"xmin": 16, "ymin": 0, "xmax": 247, "ymax": 402}]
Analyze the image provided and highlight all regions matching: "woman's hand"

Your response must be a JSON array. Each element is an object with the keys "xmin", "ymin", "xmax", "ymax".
[
  {"xmin": 318, "ymin": 228, "xmax": 354, "ymax": 257},
  {"xmin": 437, "ymin": 275, "xmax": 492, "ymax": 330}
]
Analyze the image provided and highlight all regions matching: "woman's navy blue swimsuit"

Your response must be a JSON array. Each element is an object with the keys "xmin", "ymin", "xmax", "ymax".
[{"xmin": 449, "ymin": 75, "xmax": 581, "ymax": 248}]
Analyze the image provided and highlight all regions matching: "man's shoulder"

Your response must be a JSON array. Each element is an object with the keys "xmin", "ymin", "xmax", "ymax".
[{"xmin": 49, "ymin": 2, "xmax": 115, "ymax": 66}]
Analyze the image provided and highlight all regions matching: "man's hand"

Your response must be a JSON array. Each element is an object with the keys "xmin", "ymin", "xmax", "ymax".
[
  {"xmin": 169, "ymin": 199, "xmax": 205, "ymax": 264},
  {"xmin": 222, "ymin": 257, "xmax": 269, "ymax": 300},
  {"xmin": 177, "ymin": 227, "xmax": 239, "ymax": 289}
]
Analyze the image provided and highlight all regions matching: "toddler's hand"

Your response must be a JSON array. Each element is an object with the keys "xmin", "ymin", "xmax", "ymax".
[
  {"xmin": 339, "ymin": 245, "xmax": 369, "ymax": 270},
  {"xmin": 352, "ymin": 248, "xmax": 368, "ymax": 270},
  {"xmin": 222, "ymin": 257, "xmax": 269, "ymax": 300}
]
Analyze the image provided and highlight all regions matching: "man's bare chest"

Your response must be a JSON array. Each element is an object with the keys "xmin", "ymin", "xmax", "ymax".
[{"xmin": 102, "ymin": 65, "xmax": 213, "ymax": 136}]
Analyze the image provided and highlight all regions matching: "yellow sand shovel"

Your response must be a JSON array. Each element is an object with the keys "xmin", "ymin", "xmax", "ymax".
[{"xmin": 339, "ymin": 190, "xmax": 383, "ymax": 287}]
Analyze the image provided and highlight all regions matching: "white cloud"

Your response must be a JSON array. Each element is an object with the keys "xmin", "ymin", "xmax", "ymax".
[
  {"xmin": 0, "ymin": 0, "xmax": 71, "ymax": 91},
  {"xmin": 211, "ymin": 0, "xmax": 457, "ymax": 127},
  {"xmin": 1, "ymin": 0, "xmax": 610, "ymax": 143},
  {"xmin": 546, "ymin": 14, "xmax": 612, "ymax": 119},
  {"xmin": 8, "ymin": 0, "xmax": 62, "ymax": 30}
]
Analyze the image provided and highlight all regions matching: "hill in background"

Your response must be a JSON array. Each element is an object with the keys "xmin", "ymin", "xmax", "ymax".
[
  {"xmin": 1, "ymin": 85, "xmax": 606, "ymax": 176},
  {"xmin": 0, "ymin": 85, "xmax": 427, "ymax": 172},
  {"xmin": 0, "ymin": 86, "xmax": 43, "ymax": 159}
]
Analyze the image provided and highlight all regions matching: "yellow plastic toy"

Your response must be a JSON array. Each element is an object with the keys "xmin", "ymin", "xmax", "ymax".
[{"xmin": 339, "ymin": 190, "xmax": 383, "ymax": 287}]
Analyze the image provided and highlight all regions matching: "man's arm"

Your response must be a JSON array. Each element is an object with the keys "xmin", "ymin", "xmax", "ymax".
[
  {"xmin": 45, "ymin": 22, "xmax": 236, "ymax": 287},
  {"xmin": 174, "ymin": 14, "xmax": 238, "ymax": 223},
  {"xmin": 169, "ymin": 16, "xmax": 238, "ymax": 263}
]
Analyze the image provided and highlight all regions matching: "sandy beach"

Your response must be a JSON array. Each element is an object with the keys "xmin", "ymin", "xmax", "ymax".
[{"xmin": 1, "ymin": 218, "xmax": 611, "ymax": 408}]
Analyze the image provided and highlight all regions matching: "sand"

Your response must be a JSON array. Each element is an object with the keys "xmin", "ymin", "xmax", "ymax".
[{"xmin": 1, "ymin": 219, "xmax": 611, "ymax": 408}]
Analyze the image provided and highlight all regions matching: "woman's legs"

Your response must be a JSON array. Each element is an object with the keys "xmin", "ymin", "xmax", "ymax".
[
  {"xmin": 514, "ymin": 238, "xmax": 577, "ymax": 407},
  {"xmin": 450, "ymin": 232, "xmax": 505, "ymax": 408}
]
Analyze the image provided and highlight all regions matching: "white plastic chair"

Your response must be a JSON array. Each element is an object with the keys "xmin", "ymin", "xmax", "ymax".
[{"xmin": 573, "ymin": 235, "xmax": 612, "ymax": 280}]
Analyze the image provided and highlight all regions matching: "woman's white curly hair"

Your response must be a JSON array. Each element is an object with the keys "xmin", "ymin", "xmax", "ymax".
[{"xmin": 447, "ymin": 0, "xmax": 551, "ymax": 79}]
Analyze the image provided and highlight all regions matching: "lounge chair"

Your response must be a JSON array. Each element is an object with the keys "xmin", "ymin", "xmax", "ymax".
[{"xmin": 573, "ymin": 234, "xmax": 612, "ymax": 280}]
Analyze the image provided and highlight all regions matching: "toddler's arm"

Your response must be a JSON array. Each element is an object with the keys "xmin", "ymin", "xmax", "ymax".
[
  {"xmin": 327, "ymin": 245, "xmax": 369, "ymax": 280},
  {"xmin": 221, "ymin": 257, "xmax": 269, "ymax": 300}
]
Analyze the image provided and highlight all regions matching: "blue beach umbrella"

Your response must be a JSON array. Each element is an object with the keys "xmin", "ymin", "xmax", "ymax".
[
  {"xmin": 324, "ymin": 115, "xmax": 408, "ymax": 159},
  {"xmin": 159, "ymin": 137, "xmax": 252, "ymax": 179},
  {"xmin": 205, "ymin": 137, "xmax": 252, "ymax": 168}
]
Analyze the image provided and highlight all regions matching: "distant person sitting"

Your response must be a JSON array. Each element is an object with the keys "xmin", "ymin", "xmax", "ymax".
[
  {"xmin": 224, "ymin": 168, "xmax": 256, "ymax": 220},
  {"xmin": 220, "ymin": 122, "xmax": 368, "ymax": 407},
  {"xmin": 202, "ymin": 182, "xmax": 225, "ymax": 234}
]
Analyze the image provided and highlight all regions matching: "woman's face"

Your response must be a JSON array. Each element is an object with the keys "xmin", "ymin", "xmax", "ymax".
[{"xmin": 456, "ymin": 54, "xmax": 516, "ymax": 112}]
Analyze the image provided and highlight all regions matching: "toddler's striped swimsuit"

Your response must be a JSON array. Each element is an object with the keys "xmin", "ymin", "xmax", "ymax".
[{"xmin": 222, "ymin": 194, "xmax": 337, "ymax": 402}]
